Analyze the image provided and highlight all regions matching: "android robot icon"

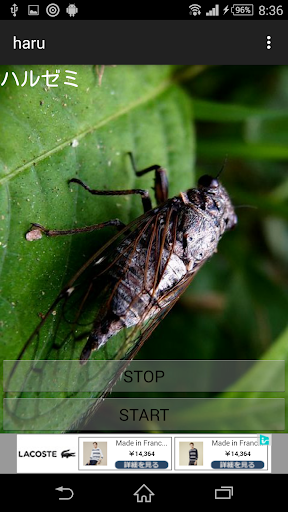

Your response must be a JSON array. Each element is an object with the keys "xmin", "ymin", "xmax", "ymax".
[{"xmin": 66, "ymin": 3, "xmax": 78, "ymax": 16}]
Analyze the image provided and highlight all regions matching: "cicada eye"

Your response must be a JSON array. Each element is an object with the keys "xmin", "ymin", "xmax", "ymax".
[
  {"xmin": 225, "ymin": 213, "xmax": 238, "ymax": 230},
  {"xmin": 198, "ymin": 175, "xmax": 219, "ymax": 189}
]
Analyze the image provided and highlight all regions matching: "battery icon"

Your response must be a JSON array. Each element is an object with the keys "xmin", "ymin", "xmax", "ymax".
[{"xmin": 231, "ymin": 4, "xmax": 254, "ymax": 15}]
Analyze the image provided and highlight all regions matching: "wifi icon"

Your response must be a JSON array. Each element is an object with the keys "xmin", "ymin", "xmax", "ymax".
[{"xmin": 189, "ymin": 4, "xmax": 201, "ymax": 16}]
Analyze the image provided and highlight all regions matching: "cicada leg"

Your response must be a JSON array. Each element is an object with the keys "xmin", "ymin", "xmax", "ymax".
[
  {"xmin": 26, "ymin": 153, "xmax": 169, "ymax": 239},
  {"xmin": 68, "ymin": 178, "xmax": 153, "ymax": 213},
  {"xmin": 127, "ymin": 151, "xmax": 169, "ymax": 205},
  {"xmin": 26, "ymin": 218, "xmax": 126, "ymax": 239},
  {"xmin": 68, "ymin": 152, "xmax": 169, "ymax": 214}
]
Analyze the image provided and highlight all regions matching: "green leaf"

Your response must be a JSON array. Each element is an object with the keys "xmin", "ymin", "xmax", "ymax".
[
  {"xmin": 175, "ymin": 325, "xmax": 288, "ymax": 431},
  {"xmin": 224, "ymin": 324, "xmax": 288, "ymax": 395},
  {"xmin": 0, "ymin": 65, "xmax": 196, "ymax": 431},
  {"xmin": 217, "ymin": 324, "xmax": 288, "ymax": 431}
]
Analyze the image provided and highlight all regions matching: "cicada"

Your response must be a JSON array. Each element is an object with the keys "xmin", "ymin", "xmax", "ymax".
[{"xmin": 5, "ymin": 153, "xmax": 237, "ymax": 430}]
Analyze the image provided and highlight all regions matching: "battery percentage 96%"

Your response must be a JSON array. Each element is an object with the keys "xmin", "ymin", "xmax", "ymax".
[{"xmin": 231, "ymin": 4, "xmax": 254, "ymax": 15}]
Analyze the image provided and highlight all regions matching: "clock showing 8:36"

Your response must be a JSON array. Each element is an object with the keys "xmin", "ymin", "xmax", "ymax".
[{"xmin": 259, "ymin": 5, "xmax": 284, "ymax": 15}]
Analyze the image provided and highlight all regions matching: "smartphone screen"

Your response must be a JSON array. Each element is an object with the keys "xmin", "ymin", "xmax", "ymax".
[{"xmin": 0, "ymin": 2, "xmax": 287, "ymax": 503}]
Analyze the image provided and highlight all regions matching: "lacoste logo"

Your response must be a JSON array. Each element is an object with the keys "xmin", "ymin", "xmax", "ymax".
[{"xmin": 61, "ymin": 450, "xmax": 76, "ymax": 458}]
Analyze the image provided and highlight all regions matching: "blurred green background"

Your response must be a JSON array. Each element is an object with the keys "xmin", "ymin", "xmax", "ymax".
[
  {"xmin": 141, "ymin": 65, "xmax": 288, "ymax": 364},
  {"xmin": 1, "ymin": 65, "xmax": 287, "ymax": 432},
  {"xmin": 130, "ymin": 65, "xmax": 288, "ymax": 434}
]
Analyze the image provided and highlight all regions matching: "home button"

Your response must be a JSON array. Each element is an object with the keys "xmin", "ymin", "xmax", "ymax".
[{"xmin": 133, "ymin": 484, "xmax": 155, "ymax": 503}]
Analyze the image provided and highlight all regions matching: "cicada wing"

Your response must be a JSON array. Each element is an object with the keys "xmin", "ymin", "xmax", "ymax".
[
  {"xmin": 68, "ymin": 262, "xmax": 207, "ymax": 431},
  {"xmin": 6, "ymin": 212, "xmax": 153, "ymax": 366},
  {"xmin": 4, "ymin": 207, "xmax": 170, "ymax": 430},
  {"xmin": 113, "ymin": 256, "xmax": 208, "ymax": 363},
  {"xmin": 93, "ymin": 199, "xmax": 207, "ymax": 363},
  {"xmin": 3, "ymin": 266, "xmax": 108, "ymax": 430},
  {"xmin": 69, "ymin": 201, "xmax": 208, "ymax": 431},
  {"xmin": 4, "ymin": 195, "xmax": 206, "ymax": 431}
]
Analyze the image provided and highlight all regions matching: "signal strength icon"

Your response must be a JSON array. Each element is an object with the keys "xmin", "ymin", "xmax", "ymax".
[
  {"xmin": 189, "ymin": 4, "xmax": 201, "ymax": 16},
  {"xmin": 206, "ymin": 4, "xmax": 219, "ymax": 16}
]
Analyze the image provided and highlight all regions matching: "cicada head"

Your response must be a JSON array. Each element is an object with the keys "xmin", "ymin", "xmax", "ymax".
[{"xmin": 196, "ymin": 174, "xmax": 237, "ymax": 234}]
